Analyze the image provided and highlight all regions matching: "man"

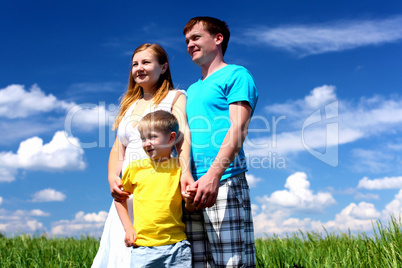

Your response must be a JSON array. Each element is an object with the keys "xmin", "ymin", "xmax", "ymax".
[{"xmin": 183, "ymin": 16, "xmax": 259, "ymax": 267}]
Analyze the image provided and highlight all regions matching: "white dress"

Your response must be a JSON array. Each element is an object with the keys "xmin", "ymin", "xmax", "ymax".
[{"xmin": 92, "ymin": 90, "xmax": 181, "ymax": 268}]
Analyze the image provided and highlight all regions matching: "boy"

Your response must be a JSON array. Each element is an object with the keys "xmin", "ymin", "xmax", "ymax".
[{"xmin": 115, "ymin": 110, "xmax": 194, "ymax": 267}]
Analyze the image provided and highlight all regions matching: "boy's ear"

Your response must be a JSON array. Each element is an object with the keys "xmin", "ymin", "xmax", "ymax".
[{"xmin": 169, "ymin": 132, "xmax": 177, "ymax": 144}]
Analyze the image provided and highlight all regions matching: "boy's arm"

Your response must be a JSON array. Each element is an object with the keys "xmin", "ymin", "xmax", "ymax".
[{"xmin": 114, "ymin": 200, "xmax": 137, "ymax": 247}]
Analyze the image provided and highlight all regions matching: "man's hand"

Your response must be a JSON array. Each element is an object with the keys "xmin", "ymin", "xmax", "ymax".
[
  {"xmin": 111, "ymin": 176, "xmax": 130, "ymax": 202},
  {"xmin": 192, "ymin": 172, "xmax": 220, "ymax": 210}
]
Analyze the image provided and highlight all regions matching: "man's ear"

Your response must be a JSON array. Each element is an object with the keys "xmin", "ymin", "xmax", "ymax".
[{"xmin": 215, "ymin": 33, "xmax": 224, "ymax": 45}]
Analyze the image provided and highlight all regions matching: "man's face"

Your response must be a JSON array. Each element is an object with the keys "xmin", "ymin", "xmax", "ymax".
[{"xmin": 185, "ymin": 22, "xmax": 218, "ymax": 66}]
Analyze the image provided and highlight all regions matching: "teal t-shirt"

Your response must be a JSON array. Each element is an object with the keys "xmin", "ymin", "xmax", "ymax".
[{"xmin": 186, "ymin": 64, "xmax": 259, "ymax": 181}]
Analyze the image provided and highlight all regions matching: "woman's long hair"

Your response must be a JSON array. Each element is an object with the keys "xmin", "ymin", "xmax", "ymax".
[{"xmin": 112, "ymin": 43, "xmax": 174, "ymax": 130}]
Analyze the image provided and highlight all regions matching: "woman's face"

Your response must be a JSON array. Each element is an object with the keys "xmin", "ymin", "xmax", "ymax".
[{"xmin": 131, "ymin": 49, "xmax": 167, "ymax": 92}]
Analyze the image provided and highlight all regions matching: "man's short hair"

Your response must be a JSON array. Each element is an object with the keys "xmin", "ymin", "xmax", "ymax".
[
  {"xmin": 183, "ymin": 16, "xmax": 230, "ymax": 56},
  {"xmin": 138, "ymin": 110, "xmax": 179, "ymax": 135}
]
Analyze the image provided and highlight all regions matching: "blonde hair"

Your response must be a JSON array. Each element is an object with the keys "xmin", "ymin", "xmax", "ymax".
[
  {"xmin": 112, "ymin": 43, "xmax": 174, "ymax": 130},
  {"xmin": 138, "ymin": 110, "xmax": 179, "ymax": 136}
]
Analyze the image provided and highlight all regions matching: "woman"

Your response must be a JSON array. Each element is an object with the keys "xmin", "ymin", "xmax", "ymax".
[{"xmin": 92, "ymin": 43, "xmax": 193, "ymax": 268}]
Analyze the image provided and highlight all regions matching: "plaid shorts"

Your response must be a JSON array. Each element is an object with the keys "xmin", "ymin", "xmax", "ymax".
[{"xmin": 183, "ymin": 173, "xmax": 256, "ymax": 268}]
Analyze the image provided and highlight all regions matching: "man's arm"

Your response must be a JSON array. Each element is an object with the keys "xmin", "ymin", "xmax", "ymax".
[{"xmin": 192, "ymin": 101, "xmax": 252, "ymax": 209}]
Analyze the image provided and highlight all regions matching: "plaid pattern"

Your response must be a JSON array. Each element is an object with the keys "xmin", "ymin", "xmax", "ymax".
[{"xmin": 183, "ymin": 173, "xmax": 256, "ymax": 268}]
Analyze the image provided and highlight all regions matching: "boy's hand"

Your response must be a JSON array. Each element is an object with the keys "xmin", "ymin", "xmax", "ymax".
[
  {"xmin": 183, "ymin": 185, "xmax": 197, "ymax": 212},
  {"xmin": 124, "ymin": 227, "xmax": 137, "ymax": 248},
  {"xmin": 182, "ymin": 185, "xmax": 197, "ymax": 203}
]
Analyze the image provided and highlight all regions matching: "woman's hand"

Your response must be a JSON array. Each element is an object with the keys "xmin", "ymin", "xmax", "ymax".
[{"xmin": 110, "ymin": 175, "xmax": 130, "ymax": 202}]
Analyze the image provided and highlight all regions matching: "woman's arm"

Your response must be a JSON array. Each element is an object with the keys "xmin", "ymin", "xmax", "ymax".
[
  {"xmin": 172, "ymin": 91, "xmax": 195, "ymax": 194},
  {"xmin": 108, "ymin": 134, "xmax": 130, "ymax": 202}
]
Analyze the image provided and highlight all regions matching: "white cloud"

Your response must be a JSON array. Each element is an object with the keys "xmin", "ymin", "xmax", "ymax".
[
  {"xmin": 0, "ymin": 167, "xmax": 16, "ymax": 182},
  {"xmin": 388, "ymin": 143, "xmax": 402, "ymax": 151},
  {"xmin": 351, "ymin": 149, "xmax": 395, "ymax": 173},
  {"xmin": 0, "ymin": 84, "xmax": 73, "ymax": 119},
  {"xmin": 0, "ymin": 208, "xmax": 48, "ymax": 234},
  {"xmin": 0, "ymin": 131, "xmax": 85, "ymax": 182},
  {"xmin": 251, "ymin": 204, "xmax": 259, "ymax": 217},
  {"xmin": 246, "ymin": 86, "xmax": 402, "ymax": 165},
  {"xmin": 253, "ymin": 210, "xmax": 323, "ymax": 235},
  {"xmin": 0, "ymin": 196, "xmax": 2, "ymax": 205},
  {"xmin": 382, "ymin": 189, "xmax": 402, "ymax": 217},
  {"xmin": 348, "ymin": 202, "xmax": 381, "ymax": 219},
  {"xmin": 64, "ymin": 103, "xmax": 115, "ymax": 132},
  {"xmin": 304, "ymin": 85, "xmax": 337, "ymax": 108},
  {"xmin": 354, "ymin": 192, "xmax": 380, "ymax": 201},
  {"xmin": 0, "ymin": 209, "xmax": 107, "ymax": 236},
  {"xmin": 50, "ymin": 211, "xmax": 108, "ymax": 237},
  {"xmin": 243, "ymin": 16, "xmax": 402, "ymax": 57},
  {"xmin": 0, "ymin": 84, "xmax": 116, "ymax": 138},
  {"xmin": 256, "ymin": 172, "xmax": 335, "ymax": 213},
  {"xmin": 30, "ymin": 209, "xmax": 50, "ymax": 216},
  {"xmin": 32, "ymin": 188, "xmax": 66, "ymax": 202},
  {"xmin": 246, "ymin": 174, "xmax": 262, "ymax": 188},
  {"xmin": 0, "ymin": 120, "xmax": 54, "ymax": 146},
  {"xmin": 358, "ymin": 176, "xmax": 402, "ymax": 190},
  {"xmin": 67, "ymin": 82, "xmax": 124, "ymax": 93},
  {"xmin": 253, "ymin": 187, "xmax": 402, "ymax": 236},
  {"xmin": 322, "ymin": 203, "xmax": 380, "ymax": 232}
]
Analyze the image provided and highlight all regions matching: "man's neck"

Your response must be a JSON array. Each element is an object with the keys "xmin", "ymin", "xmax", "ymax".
[{"xmin": 200, "ymin": 57, "xmax": 227, "ymax": 80}]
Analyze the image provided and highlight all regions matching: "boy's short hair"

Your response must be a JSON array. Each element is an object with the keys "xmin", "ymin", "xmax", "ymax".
[
  {"xmin": 183, "ymin": 16, "xmax": 230, "ymax": 56},
  {"xmin": 138, "ymin": 110, "xmax": 179, "ymax": 135}
]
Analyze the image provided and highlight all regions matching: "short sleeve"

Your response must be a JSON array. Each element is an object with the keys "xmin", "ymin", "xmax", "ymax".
[
  {"xmin": 121, "ymin": 164, "xmax": 135, "ymax": 193},
  {"xmin": 225, "ymin": 67, "xmax": 259, "ymax": 114}
]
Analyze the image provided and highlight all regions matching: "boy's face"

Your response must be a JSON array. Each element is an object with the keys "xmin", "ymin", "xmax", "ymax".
[{"xmin": 140, "ymin": 127, "xmax": 175, "ymax": 161}]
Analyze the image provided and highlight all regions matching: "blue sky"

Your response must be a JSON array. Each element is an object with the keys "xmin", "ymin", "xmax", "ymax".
[{"xmin": 1, "ymin": 0, "xmax": 402, "ymax": 237}]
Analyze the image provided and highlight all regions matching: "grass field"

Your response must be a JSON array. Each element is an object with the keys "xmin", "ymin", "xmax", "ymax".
[{"xmin": 1, "ymin": 217, "xmax": 401, "ymax": 267}]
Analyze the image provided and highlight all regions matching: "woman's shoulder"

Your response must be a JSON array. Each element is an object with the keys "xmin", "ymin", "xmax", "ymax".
[
  {"xmin": 170, "ymin": 89, "xmax": 187, "ymax": 107},
  {"xmin": 169, "ymin": 89, "xmax": 187, "ymax": 96}
]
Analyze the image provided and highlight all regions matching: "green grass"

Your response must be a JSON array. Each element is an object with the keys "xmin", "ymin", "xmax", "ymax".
[
  {"xmin": 255, "ymin": 216, "xmax": 402, "ymax": 268},
  {"xmin": 1, "ymin": 217, "xmax": 400, "ymax": 267},
  {"xmin": 0, "ymin": 234, "xmax": 99, "ymax": 267}
]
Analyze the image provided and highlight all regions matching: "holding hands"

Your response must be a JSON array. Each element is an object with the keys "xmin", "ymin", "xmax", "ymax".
[
  {"xmin": 181, "ymin": 172, "xmax": 220, "ymax": 211},
  {"xmin": 182, "ymin": 185, "xmax": 197, "ymax": 212}
]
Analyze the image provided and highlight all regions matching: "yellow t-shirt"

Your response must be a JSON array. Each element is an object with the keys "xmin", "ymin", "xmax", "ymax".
[{"xmin": 121, "ymin": 158, "xmax": 186, "ymax": 247}]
